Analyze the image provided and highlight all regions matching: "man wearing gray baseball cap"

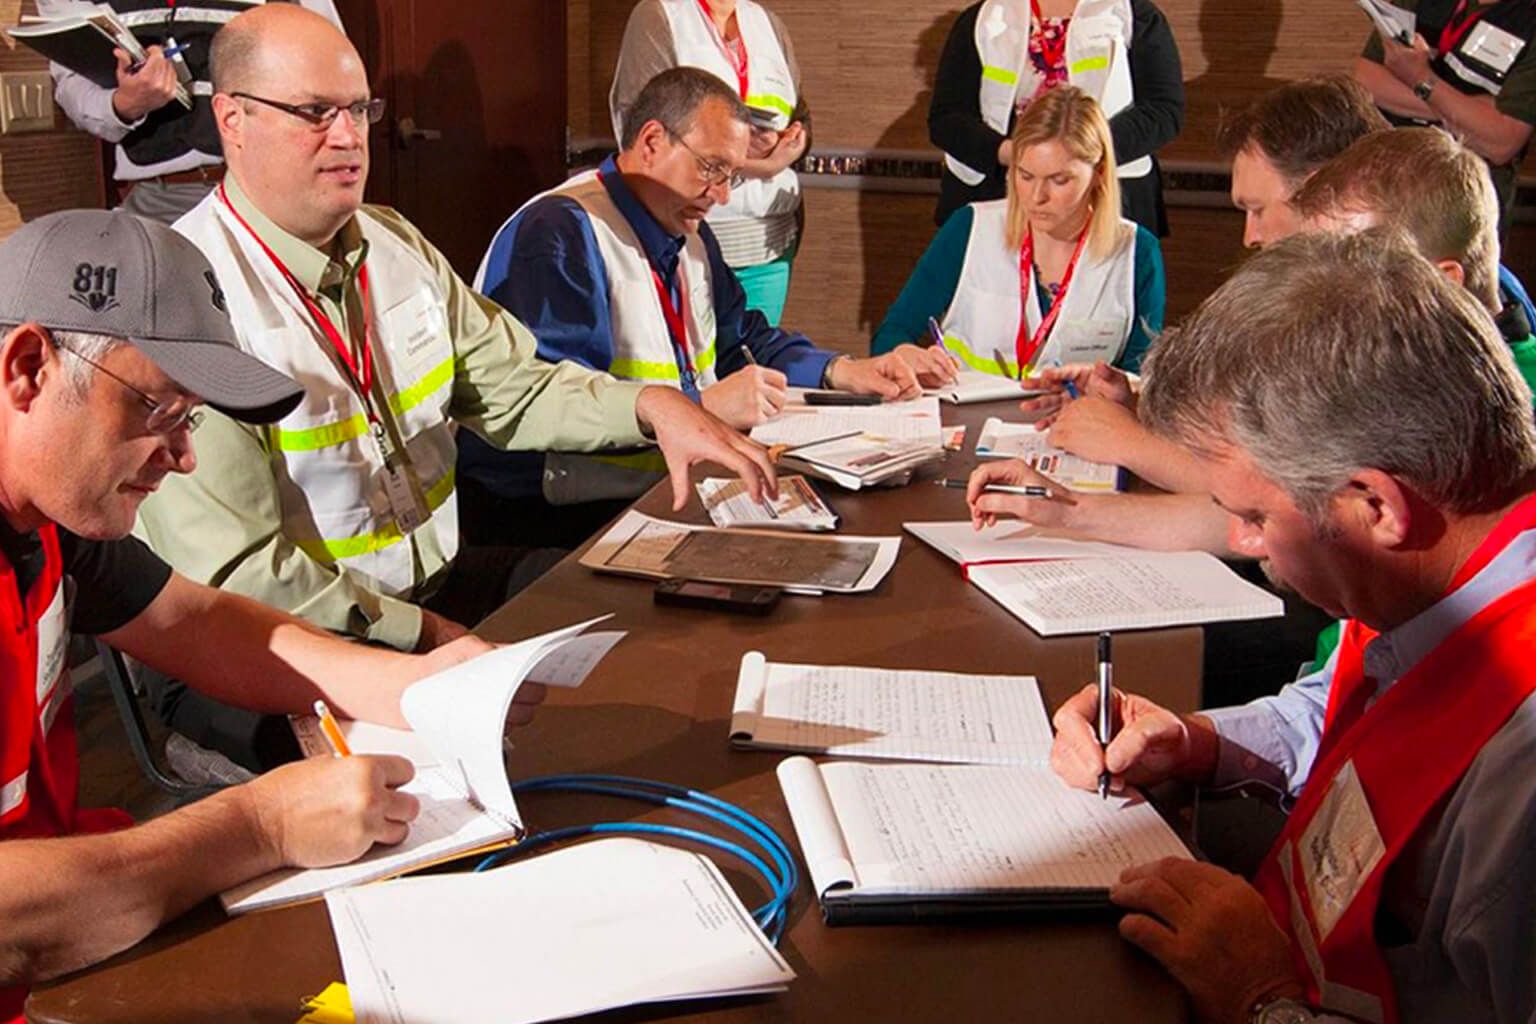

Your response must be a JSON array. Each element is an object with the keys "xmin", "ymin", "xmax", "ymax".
[{"xmin": 0, "ymin": 210, "xmax": 544, "ymax": 1018}]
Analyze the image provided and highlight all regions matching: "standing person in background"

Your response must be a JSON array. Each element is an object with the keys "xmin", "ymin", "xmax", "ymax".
[
  {"xmin": 876, "ymin": 86, "xmax": 1163, "ymax": 376},
  {"xmin": 50, "ymin": 0, "xmax": 342, "ymax": 225},
  {"xmin": 929, "ymin": 0, "xmax": 1183, "ymax": 234},
  {"xmin": 611, "ymin": 0, "xmax": 808, "ymax": 326},
  {"xmin": 1355, "ymin": 0, "xmax": 1536, "ymax": 240}
]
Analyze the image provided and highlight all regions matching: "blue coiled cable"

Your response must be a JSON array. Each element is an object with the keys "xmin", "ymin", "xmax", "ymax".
[{"xmin": 473, "ymin": 774, "xmax": 798, "ymax": 944}]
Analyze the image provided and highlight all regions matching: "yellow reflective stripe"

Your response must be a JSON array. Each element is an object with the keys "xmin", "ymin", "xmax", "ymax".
[
  {"xmin": 609, "ymin": 338, "xmax": 718, "ymax": 381},
  {"xmin": 295, "ymin": 469, "xmax": 456, "ymax": 563},
  {"xmin": 590, "ymin": 450, "xmax": 668, "ymax": 473},
  {"xmin": 745, "ymin": 93, "xmax": 794, "ymax": 119},
  {"xmin": 271, "ymin": 358, "xmax": 453, "ymax": 453},
  {"xmin": 982, "ymin": 65, "xmax": 1019, "ymax": 86},
  {"xmin": 387, "ymin": 357, "xmax": 455, "ymax": 417},
  {"xmin": 609, "ymin": 358, "xmax": 680, "ymax": 381},
  {"xmin": 944, "ymin": 335, "xmax": 1020, "ymax": 378},
  {"xmin": 272, "ymin": 413, "xmax": 369, "ymax": 452},
  {"xmin": 1070, "ymin": 56, "xmax": 1109, "ymax": 73}
]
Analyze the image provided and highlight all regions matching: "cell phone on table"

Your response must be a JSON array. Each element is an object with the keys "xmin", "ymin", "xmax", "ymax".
[
  {"xmin": 802, "ymin": 390, "xmax": 883, "ymax": 406},
  {"xmin": 654, "ymin": 578, "xmax": 782, "ymax": 615}
]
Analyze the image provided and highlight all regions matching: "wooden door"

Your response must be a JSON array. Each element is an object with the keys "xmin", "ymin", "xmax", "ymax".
[{"xmin": 335, "ymin": 0, "xmax": 567, "ymax": 279}]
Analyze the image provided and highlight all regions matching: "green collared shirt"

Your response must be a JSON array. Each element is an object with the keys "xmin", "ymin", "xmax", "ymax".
[{"xmin": 134, "ymin": 177, "xmax": 648, "ymax": 650}]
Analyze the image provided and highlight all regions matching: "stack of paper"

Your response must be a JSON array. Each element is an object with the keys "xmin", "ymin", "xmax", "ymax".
[
  {"xmin": 975, "ymin": 417, "xmax": 1124, "ymax": 492},
  {"xmin": 222, "ymin": 618, "xmax": 626, "ymax": 914},
  {"xmin": 582, "ymin": 510, "xmax": 900, "ymax": 594},
  {"xmin": 905, "ymin": 521, "xmax": 1282, "ymax": 635},
  {"xmin": 751, "ymin": 394, "xmax": 945, "ymax": 489},
  {"xmin": 697, "ymin": 474, "xmax": 839, "ymax": 531},
  {"xmin": 327, "ymin": 838, "xmax": 795, "ymax": 1023},
  {"xmin": 778, "ymin": 758, "xmax": 1191, "ymax": 923},
  {"xmin": 1356, "ymin": 0, "xmax": 1415, "ymax": 42},
  {"xmin": 730, "ymin": 651, "xmax": 1053, "ymax": 764}
]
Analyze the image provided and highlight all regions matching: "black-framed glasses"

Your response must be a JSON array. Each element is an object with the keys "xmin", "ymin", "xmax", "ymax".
[
  {"xmin": 54, "ymin": 343, "xmax": 204, "ymax": 435},
  {"xmin": 664, "ymin": 128, "xmax": 746, "ymax": 190},
  {"xmin": 230, "ymin": 91, "xmax": 386, "ymax": 132}
]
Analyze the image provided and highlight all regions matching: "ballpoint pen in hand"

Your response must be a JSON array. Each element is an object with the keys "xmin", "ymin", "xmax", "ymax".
[{"xmin": 1097, "ymin": 632, "xmax": 1113, "ymax": 799}]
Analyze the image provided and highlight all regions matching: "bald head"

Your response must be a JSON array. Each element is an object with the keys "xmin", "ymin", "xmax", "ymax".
[
  {"xmin": 211, "ymin": 4, "xmax": 355, "ymax": 95},
  {"xmin": 210, "ymin": 4, "xmax": 373, "ymax": 248}
]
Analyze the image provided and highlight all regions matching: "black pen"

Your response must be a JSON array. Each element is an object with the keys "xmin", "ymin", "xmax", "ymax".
[
  {"xmin": 740, "ymin": 345, "xmax": 758, "ymax": 366},
  {"xmin": 934, "ymin": 478, "xmax": 1053, "ymax": 498},
  {"xmin": 1097, "ymin": 631, "xmax": 1114, "ymax": 800}
]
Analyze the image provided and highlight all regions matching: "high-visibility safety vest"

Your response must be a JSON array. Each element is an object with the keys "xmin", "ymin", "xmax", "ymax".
[
  {"xmin": 947, "ymin": 0, "xmax": 1148, "ymax": 187},
  {"xmin": 651, "ymin": 0, "xmax": 802, "ymax": 225},
  {"xmin": 177, "ymin": 195, "xmax": 459, "ymax": 596},
  {"xmin": 0, "ymin": 526, "xmax": 131, "ymax": 1022},
  {"xmin": 1252, "ymin": 494, "xmax": 1536, "ymax": 1024},
  {"xmin": 940, "ymin": 199, "xmax": 1135, "ymax": 376},
  {"xmin": 475, "ymin": 169, "xmax": 717, "ymax": 504}
]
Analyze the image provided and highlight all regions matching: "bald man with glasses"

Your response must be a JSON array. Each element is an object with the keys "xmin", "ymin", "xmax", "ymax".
[{"xmin": 134, "ymin": 5, "xmax": 777, "ymax": 777}]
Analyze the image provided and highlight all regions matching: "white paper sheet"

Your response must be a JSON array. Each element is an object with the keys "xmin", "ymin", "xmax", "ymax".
[
  {"xmin": 974, "ymin": 418, "xmax": 1123, "ymax": 492},
  {"xmin": 328, "ymin": 838, "xmax": 795, "ymax": 1024},
  {"xmin": 732, "ymin": 652, "xmax": 1052, "ymax": 764},
  {"xmin": 904, "ymin": 519, "xmax": 1145, "ymax": 566},
  {"xmin": 750, "ymin": 394, "xmax": 943, "ymax": 447}
]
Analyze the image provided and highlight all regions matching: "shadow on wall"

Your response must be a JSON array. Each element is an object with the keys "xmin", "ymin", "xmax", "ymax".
[
  {"xmin": 1180, "ymin": 0, "xmax": 1287, "ymax": 157},
  {"xmin": 855, "ymin": 8, "xmax": 961, "ymax": 343}
]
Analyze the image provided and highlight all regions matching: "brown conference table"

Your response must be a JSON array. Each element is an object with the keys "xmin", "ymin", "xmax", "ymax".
[{"xmin": 30, "ymin": 398, "xmax": 1203, "ymax": 1023}]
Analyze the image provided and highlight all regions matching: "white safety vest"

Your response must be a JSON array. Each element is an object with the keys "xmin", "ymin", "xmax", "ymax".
[
  {"xmin": 941, "ymin": 199, "xmax": 1136, "ymax": 376},
  {"xmin": 948, "ymin": 0, "xmax": 1148, "ymax": 186},
  {"xmin": 475, "ymin": 168, "xmax": 719, "ymax": 504},
  {"xmin": 176, "ymin": 195, "xmax": 459, "ymax": 597},
  {"xmin": 648, "ymin": 0, "xmax": 801, "ymax": 225}
]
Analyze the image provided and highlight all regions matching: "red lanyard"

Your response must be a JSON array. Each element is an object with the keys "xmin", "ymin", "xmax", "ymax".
[
  {"xmin": 1015, "ymin": 222, "xmax": 1090, "ymax": 375},
  {"xmin": 1438, "ymin": 0, "xmax": 1490, "ymax": 55},
  {"xmin": 1030, "ymin": 0, "xmax": 1068, "ymax": 72},
  {"xmin": 217, "ymin": 183, "xmax": 378, "ymax": 413},
  {"xmin": 697, "ymin": 0, "xmax": 749, "ymax": 98}
]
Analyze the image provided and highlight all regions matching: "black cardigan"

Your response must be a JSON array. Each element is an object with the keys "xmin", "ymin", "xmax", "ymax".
[{"xmin": 928, "ymin": 0, "xmax": 1185, "ymax": 233}]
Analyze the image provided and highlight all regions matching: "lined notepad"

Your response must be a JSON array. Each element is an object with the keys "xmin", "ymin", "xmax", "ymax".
[
  {"xmin": 966, "ymin": 553, "xmax": 1283, "ymax": 635},
  {"xmin": 730, "ymin": 652, "xmax": 1052, "ymax": 764},
  {"xmin": 778, "ymin": 758, "xmax": 1191, "ymax": 922}
]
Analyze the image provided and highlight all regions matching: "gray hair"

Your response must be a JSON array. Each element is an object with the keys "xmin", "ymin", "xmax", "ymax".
[
  {"xmin": 0, "ymin": 323, "xmax": 126, "ymax": 396},
  {"xmin": 1140, "ymin": 230, "xmax": 1536, "ymax": 520},
  {"xmin": 620, "ymin": 67, "xmax": 749, "ymax": 149}
]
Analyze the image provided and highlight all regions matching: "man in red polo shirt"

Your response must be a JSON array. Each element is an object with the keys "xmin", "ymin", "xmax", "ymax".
[
  {"xmin": 0, "ymin": 210, "xmax": 541, "ymax": 1020},
  {"xmin": 1049, "ymin": 230, "xmax": 1536, "ymax": 1023}
]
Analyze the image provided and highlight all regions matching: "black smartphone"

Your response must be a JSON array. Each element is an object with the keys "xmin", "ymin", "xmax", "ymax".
[
  {"xmin": 654, "ymin": 578, "xmax": 782, "ymax": 615},
  {"xmin": 802, "ymin": 391, "xmax": 883, "ymax": 406}
]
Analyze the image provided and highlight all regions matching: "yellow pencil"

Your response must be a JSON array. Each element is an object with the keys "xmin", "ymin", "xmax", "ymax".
[{"xmin": 313, "ymin": 700, "xmax": 353, "ymax": 758}]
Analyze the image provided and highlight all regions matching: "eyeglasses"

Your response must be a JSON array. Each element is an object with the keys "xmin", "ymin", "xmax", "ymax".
[
  {"xmin": 665, "ymin": 128, "xmax": 746, "ymax": 190},
  {"xmin": 55, "ymin": 343, "xmax": 204, "ymax": 435},
  {"xmin": 230, "ymin": 91, "xmax": 386, "ymax": 132}
]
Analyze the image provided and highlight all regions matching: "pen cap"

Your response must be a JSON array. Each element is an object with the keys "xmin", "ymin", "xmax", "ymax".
[{"xmin": 1097, "ymin": 632, "xmax": 1112, "ymax": 662}]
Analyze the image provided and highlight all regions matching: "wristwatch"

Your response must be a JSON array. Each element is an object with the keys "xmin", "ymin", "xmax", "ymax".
[
  {"xmin": 820, "ymin": 354, "xmax": 847, "ymax": 389},
  {"xmin": 1249, "ymin": 996, "xmax": 1316, "ymax": 1024},
  {"xmin": 1413, "ymin": 77, "xmax": 1437, "ymax": 102}
]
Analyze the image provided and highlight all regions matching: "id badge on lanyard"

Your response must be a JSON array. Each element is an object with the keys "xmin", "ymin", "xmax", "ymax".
[
  {"xmin": 1015, "ymin": 224, "xmax": 1090, "ymax": 377},
  {"xmin": 218, "ymin": 185, "xmax": 431, "ymax": 536}
]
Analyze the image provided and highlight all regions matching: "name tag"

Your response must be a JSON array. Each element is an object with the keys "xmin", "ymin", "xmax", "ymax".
[
  {"xmin": 1299, "ymin": 761, "xmax": 1386, "ymax": 942},
  {"xmin": 1462, "ymin": 21, "xmax": 1526, "ymax": 75},
  {"xmin": 1055, "ymin": 318, "xmax": 1125, "ymax": 362},
  {"xmin": 381, "ymin": 288, "xmax": 451, "ymax": 388}
]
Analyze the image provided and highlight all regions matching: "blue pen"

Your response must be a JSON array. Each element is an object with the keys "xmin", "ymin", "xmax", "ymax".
[
  {"xmin": 927, "ymin": 316, "xmax": 945, "ymax": 349},
  {"xmin": 162, "ymin": 42, "xmax": 188, "ymax": 59},
  {"xmin": 1052, "ymin": 360, "xmax": 1080, "ymax": 399}
]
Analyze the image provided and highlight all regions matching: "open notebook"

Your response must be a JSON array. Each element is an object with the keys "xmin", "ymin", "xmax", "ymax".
[
  {"xmin": 926, "ymin": 368, "xmax": 1049, "ymax": 404},
  {"xmin": 730, "ymin": 652, "xmax": 1052, "ymax": 764},
  {"xmin": 220, "ymin": 617, "xmax": 626, "ymax": 914},
  {"xmin": 905, "ymin": 521, "xmax": 1282, "ymax": 635},
  {"xmin": 778, "ymin": 758, "xmax": 1191, "ymax": 923},
  {"xmin": 328, "ymin": 838, "xmax": 794, "ymax": 1024}
]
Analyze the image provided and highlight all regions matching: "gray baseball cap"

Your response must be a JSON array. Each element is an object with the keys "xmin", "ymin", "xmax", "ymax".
[{"xmin": 0, "ymin": 210, "xmax": 302, "ymax": 424}]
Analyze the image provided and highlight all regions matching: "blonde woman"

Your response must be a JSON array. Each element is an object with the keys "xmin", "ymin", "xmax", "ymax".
[{"xmin": 875, "ymin": 85, "xmax": 1163, "ymax": 374}]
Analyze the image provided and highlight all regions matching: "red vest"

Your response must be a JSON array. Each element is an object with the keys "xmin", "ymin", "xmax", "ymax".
[
  {"xmin": 0, "ymin": 525, "xmax": 130, "ymax": 1023},
  {"xmin": 1253, "ymin": 495, "xmax": 1536, "ymax": 1024}
]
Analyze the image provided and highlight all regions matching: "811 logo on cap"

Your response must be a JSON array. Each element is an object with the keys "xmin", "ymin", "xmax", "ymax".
[{"xmin": 70, "ymin": 263, "xmax": 119, "ymax": 314}]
